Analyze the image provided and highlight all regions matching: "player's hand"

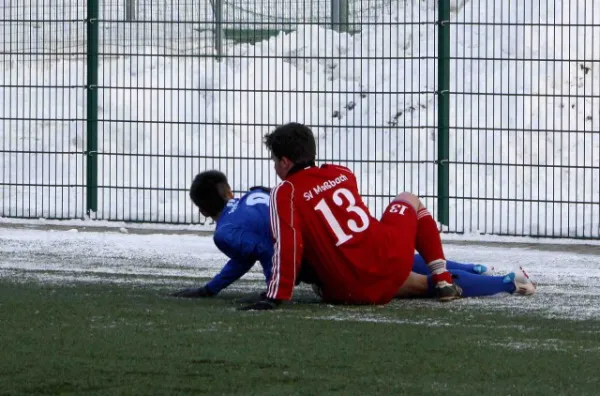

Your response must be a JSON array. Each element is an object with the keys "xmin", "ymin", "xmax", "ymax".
[
  {"xmin": 171, "ymin": 286, "xmax": 214, "ymax": 298},
  {"xmin": 238, "ymin": 297, "xmax": 280, "ymax": 311}
]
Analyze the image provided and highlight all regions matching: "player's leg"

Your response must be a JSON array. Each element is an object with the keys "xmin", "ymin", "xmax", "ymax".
[
  {"xmin": 378, "ymin": 195, "xmax": 423, "ymax": 300},
  {"xmin": 449, "ymin": 261, "xmax": 494, "ymax": 275},
  {"xmin": 432, "ymin": 268, "xmax": 535, "ymax": 297},
  {"xmin": 412, "ymin": 254, "xmax": 494, "ymax": 275},
  {"xmin": 394, "ymin": 272, "xmax": 429, "ymax": 298},
  {"xmin": 394, "ymin": 268, "xmax": 535, "ymax": 299},
  {"xmin": 384, "ymin": 192, "xmax": 461, "ymax": 301},
  {"xmin": 437, "ymin": 270, "xmax": 513, "ymax": 297}
]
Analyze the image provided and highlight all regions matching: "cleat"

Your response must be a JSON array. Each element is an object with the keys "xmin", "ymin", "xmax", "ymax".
[
  {"xmin": 503, "ymin": 266, "xmax": 536, "ymax": 296},
  {"xmin": 436, "ymin": 281, "xmax": 463, "ymax": 302},
  {"xmin": 473, "ymin": 264, "xmax": 495, "ymax": 276}
]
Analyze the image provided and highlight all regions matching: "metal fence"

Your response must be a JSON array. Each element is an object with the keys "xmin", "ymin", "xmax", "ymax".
[{"xmin": 1, "ymin": 0, "xmax": 599, "ymax": 239}]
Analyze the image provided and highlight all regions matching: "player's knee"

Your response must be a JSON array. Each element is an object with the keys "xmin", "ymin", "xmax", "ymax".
[{"xmin": 394, "ymin": 192, "xmax": 423, "ymax": 212}]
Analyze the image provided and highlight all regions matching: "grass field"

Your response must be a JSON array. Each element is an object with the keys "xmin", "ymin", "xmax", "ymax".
[{"xmin": 1, "ymin": 226, "xmax": 600, "ymax": 395}]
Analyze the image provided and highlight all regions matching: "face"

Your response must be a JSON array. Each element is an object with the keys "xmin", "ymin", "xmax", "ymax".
[{"xmin": 272, "ymin": 153, "xmax": 293, "ymax": 180}]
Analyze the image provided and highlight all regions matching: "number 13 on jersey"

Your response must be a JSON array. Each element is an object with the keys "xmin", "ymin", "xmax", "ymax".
[{"xmin": 314, "ymin": 188, "xmax": 370, "ymax": 246}]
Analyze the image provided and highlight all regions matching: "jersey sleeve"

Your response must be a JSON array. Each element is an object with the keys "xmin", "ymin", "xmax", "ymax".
[
  {"xmin": 266, "ymin": 181, "xmax": 304, "ymax": 301},
  {"xmin": 205, "ymin": 257, "xmax": 255, "ymax": 294}
]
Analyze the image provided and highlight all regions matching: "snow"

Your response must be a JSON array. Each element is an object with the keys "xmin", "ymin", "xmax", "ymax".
[
  {"xmin": 1, "ymin": 227, "xmax": 600, "ymax": 321},
  {"xmin": 1, "ymin": 0, "xmax": 599, "ymax": 238}
]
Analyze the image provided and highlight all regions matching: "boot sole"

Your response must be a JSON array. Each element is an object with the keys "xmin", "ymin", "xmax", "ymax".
[{"xmin": 439, "ymin": 295, "xmax": 462, "ymax": 302}]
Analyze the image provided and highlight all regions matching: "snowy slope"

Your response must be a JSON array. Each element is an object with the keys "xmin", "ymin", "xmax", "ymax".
[
  {"xmin": 1, "ymin": 0, "xmax": 598, "ymax": 238},
  {"xmin": 203, "ymin": 0, "xmax": 600, "ymax": 236}
]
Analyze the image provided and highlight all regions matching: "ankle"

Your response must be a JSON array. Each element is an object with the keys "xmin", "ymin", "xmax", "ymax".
[
  {"xmin": 427, "ymin": 259, "xmax": 447, "ymax": 275},
  {"xmin": 432, "ymin": 271, "xmax": 453, "ymax": 284}
]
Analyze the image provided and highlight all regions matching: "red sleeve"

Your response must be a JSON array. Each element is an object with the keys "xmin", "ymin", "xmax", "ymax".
[{"xmin": 266, "ymin": 180, "xmax": 304, "ymax": 301}]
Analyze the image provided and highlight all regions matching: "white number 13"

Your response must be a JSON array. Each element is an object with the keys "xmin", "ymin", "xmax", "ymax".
[{"xmin": 314, "ymin": 188, "xmax": 370, "ymax": 246}]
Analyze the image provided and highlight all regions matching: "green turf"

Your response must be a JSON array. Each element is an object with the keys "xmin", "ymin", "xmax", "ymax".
[{"xmin": 1, "ymin": 280, "xmax": 599, "ymax": 396}]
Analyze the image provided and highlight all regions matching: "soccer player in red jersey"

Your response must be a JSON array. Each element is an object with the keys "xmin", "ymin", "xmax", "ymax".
[{"xmin": 240, "ymin": 122, "xmax": 464, "ymax": 310}]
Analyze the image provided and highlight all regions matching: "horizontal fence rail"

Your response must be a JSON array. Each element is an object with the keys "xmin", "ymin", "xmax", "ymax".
[{"xmin": 0, "ymin": 0, "xmax": 598, "ymax": 239}]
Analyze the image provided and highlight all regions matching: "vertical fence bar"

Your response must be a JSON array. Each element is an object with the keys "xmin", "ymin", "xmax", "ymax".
[
  {"xmin": 212, "ymin": 0, "xmax": 224, "ymax": 60},
  {"xmin": 331, "ymin": 0, "xmax": 348, "ymax": 33},
  {"xmin": 126, "ymin": 0, "xmax": 136, "ymax": 21},
  {"xmin": 339, "ymin": 0, "xmax": 348, "ymax": 33},
  {"xmin": 331, "ymin": 0, "xmax": 340, "ymax": 31},
  {"xmin": 437, "ymin": 0, "xmax": 450, "ymax": 226},
  {"xmin": 86, "ymin": 0, "xmax": 99, "ymax": 214}
]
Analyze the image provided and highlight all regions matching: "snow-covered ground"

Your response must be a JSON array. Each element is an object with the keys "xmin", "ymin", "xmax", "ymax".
[
  {"xmin": 1, "ymin": 227, "xmax": 599, "ymax": 320},
  {"xmin": 1, "ymin": 0, "xmax": 598, "ymax": 238}
]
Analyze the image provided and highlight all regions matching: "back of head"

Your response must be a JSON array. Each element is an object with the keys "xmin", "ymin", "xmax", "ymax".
[
  {"xmin": 189, "ymin": 170, "xmax": 231, "ymax": 217},
  {"xmin": 264, "ymin": 122, "xmax": 316, "ymax": 164}
]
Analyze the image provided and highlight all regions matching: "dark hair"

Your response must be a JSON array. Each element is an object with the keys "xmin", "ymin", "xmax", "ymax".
[
  {"xmin": 264, "ymin": 122, "xmax": 316, "ymax": 164},
  {"xmin": 189, "ymin": 170, "xmax": 231, "ymax": 217}
]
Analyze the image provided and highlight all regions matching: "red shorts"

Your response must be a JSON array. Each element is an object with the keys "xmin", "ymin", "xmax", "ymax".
[
  {"xmin": 320, "ymin": 200, "xmax": 418, "ymax": 305},
  {"xmin": 375, "ymin": 200, "xmax": 418, "ymax": 302},
  {"xmin": 379, "ymin": 199, "xmax": 418, "ymax": 260}
]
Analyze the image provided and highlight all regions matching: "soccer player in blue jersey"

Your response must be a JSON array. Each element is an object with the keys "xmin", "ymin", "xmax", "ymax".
[
  {"xmin": 171, "ymin": 171, "xmax": 274, "ymax": 298},
  {"xmin": 171, "ymin": 170, "xmax": 534, "ymax": 300}
]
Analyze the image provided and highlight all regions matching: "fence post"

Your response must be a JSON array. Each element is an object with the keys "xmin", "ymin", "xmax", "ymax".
[
  {"xmin": 126, "ymin": 0, "xmax": 136, "ymax": 21},
  {"xmin": 340, "ymin": 0, "xmax": 349, "ymax": 33},
  {"xmin": 212, "ymin": 0, "xmax": 224, "ymax": 60},
  {"xmin": 331, "ymin": 0, "xmax": 349, "ymax": 32},
  {"xmin": 86, "ymin": 0, "xmax": 99, "ymax": 215},
  {"xmin": 331, "ymin": 0, "xmax": 340, "ymax": 31},
  {"xmin": 437, "ymin": 0, "xmax": 450, "ymax": 226}
]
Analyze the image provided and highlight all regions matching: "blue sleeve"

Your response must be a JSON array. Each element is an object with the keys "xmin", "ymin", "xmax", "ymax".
[
  {"xmin": 206, "ymin": 225, "xmax": 271, "ymax": 293},
  {"xmin": 205, "ymin": 257, "xmax": 255, "ymax": 294}
]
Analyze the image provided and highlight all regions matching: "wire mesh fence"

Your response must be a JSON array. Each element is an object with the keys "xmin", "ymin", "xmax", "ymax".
[
  {"xmin": 449, "ymin": 0, "xmax": 600, "ymax": 238},
  {"xmin": 1, "ymin": 0, "xmax": 210, "ymax": 61},
  {"xmin": 1, "ymin": 0, "xmax": 599, "ymax": 238}
]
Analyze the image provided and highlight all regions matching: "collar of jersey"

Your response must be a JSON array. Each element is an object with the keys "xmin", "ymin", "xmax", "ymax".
[
  {"xmin": 286, "ymin": 161, "xmax": 316, "ymax": 178},
  {"xmin": 216, "ymin": 198, "xmax": 240, "ymax": 224}
]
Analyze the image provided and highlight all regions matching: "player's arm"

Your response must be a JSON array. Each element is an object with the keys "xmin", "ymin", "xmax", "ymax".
[
  {"xmin": 207, "ymin": 226, "xmax": 271, "ymax": 293},
  {"xmin": 204, "ymin": 257, "xmax": 255, "ymax": 295},
  {"xmin": 172, "ymin": 226, "xmax": 264, "ymax": 298},
  {"xmin": 172, "ymin": 255, "xmax": 253, "ymax": 298},
  {"xmin": 240, "ymin": 181, "xmax": 303, "ymax": 310}
]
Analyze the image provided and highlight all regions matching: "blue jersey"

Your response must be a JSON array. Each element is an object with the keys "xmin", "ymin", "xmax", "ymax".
[{"xmin": 205, "ymin": 187, "xmax": 273, "ymax": 294}]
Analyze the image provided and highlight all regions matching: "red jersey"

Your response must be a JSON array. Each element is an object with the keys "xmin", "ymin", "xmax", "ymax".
[{"xmin": 266, "ymin": 164, "xmax": 415, "ymax": 305}]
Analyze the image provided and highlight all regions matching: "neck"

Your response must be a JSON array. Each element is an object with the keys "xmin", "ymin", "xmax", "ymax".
[
  {"xmin": 285, "ymin": 161, "xmax": 316, "ymax": 178},
  {"xmin": 212, "ymin": 197, "xmax": 233, "ymax": 221}
]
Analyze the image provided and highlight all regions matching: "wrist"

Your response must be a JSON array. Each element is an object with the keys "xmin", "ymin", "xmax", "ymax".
[{"xmin": 203, "ymin": 285, "xmax": 216, "ymax": 296}]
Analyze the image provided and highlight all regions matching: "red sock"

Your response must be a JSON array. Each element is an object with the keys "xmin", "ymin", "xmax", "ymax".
[{"xmin": 415, "ymin": 208, "xmax": 450, "ymax": 280}]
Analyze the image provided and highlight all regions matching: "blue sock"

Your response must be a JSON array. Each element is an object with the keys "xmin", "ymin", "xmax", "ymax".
[
  {"xmin": 447, "ymin": 260, "xmax": 479, "ymax": 273},
  {"xmin": 413, "ymin": 254, "xmax": 485, "ymax": 275},
  {"xmin": 412, "ymin": 254, "xmax": 430, "ymax": 274},
  {"xmin": 427, "ymin": 269, "xmax": 516, "ymax": 297}
]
